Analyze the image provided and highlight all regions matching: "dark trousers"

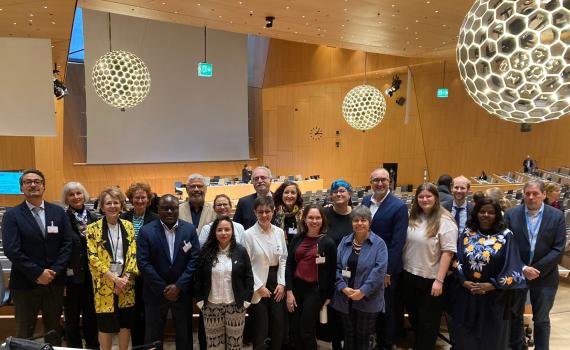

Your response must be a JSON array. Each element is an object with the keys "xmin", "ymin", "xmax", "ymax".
[
  {"xmin": 341, "ymin": 309, "xmax": 378, "ymax": 350},
  {"xmin": 145, "ymin": 294, "xmax": 194, "ymax": 350},
  {"xmin": 12, "ymin": 284, "xmax": 65, "ymax": 346},
  {"xmin": 290, "ymin": 279, "xmax": 322, "ymax": 350},
  {"xmin": 131, "ymin": 275, "xmax": 146, "ymax": 347},
  {"xmin": 510, "ymin": 286, "xmax": 558, "ymax": 350},
  {"xmin": 250, "ymin": 267, "xmax": 285, "ymax": 350},
  {"xmin": 64, "ymin": 282, "xmax": 99, "ymax": 348},
  {"xmin": 376, "ymin": 272, "xmax": 403, "ymax": 348},
  {"xmin": 402, "ymin": 270, "xmax": 444, "ymax": 350}
]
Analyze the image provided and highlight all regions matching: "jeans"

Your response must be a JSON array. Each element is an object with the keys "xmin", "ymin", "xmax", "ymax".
[{"xmin": 511, "ymin": 286, "xmax": 558, "ymax": 350}]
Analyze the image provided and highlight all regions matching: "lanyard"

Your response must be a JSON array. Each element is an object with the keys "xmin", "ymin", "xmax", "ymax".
[
  {"xmin": 108, "ymin": 223, "xmax": 121, "ymax": 263},
  {"xmin": 525, "ymin": 207, "xmax": 544, "ymax": 262}
]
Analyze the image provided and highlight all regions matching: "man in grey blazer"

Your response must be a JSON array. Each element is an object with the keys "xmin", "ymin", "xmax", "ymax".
[
  {"xmin": 506, "ymin": 180, "xmax": 566, "ymax": 350},
  {"xmin": 178, "ymin": 173, "xmax": 216, "ymax": 233}
]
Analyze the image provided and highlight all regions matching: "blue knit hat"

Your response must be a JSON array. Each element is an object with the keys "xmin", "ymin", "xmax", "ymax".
[{"xmin": 330, "ymin": 179, "xmax": 353, "ymax": 193}]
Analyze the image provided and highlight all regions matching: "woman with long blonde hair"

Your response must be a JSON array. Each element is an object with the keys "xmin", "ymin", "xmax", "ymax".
[{"xmin": 401, "ymin": 183, "xmax": 458, "ymax": 350}]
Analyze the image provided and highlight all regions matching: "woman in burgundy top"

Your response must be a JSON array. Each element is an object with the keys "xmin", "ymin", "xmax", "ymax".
[{"xmin": 285, "ymin": 204, "xmax": 337, "ymax": 350}]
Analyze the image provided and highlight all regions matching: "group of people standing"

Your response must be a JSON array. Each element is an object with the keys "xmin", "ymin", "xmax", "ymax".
[{"xmin": 1, "ymin": 166, "xmax": 566, "ymax": 350}]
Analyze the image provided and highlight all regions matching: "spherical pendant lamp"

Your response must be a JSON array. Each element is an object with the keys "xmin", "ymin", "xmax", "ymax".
[
  {"xmin": 456, "ymin": 0, "xmax": 569, "ymax": 123},
  {"xmin": 342, "ymin": 84, "xmax": 387, "ymax": 131}
]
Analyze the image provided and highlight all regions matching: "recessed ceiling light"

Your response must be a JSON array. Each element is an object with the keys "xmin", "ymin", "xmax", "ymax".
[
  {"xmin": 391, "ymin": 14, "xmax": 395, "ymax": 17},
  {"xmin": 174, "ymin": 10, "xmax": 178, "ymax": 14},
  {"xmin": 426, "ymin": 1, "xmax": 430, "ymax": 3},
  {"xmin": 415, "ymin": 19, "xmax": 419, "ymax": 22},
  {"xmin": 29, "ymin": 13, "xmax": 34, "ymax": 17},
  {"xmin": 218, "ymin": 15, "xmax": 222, "ymax": 18},
  {"xmin": 302, "ymin": 15, "xmax": 305, "ymax": 18},
  {"xmin": 391, "ymin": 4, "xmax": 396, "ymax": 7},
  {"xmin": 442, "ymin": 41, "xmax": 446, "ymax": 44},
  {"xmin": 294, "ymin": 31, "xmax": 298, "ymax": 34},
  {"xmin": 13, "ymin": 22, "xmax": 16, "ymax": 25},
  {"xmin": 286, "ymin": 6, "xmax": 290, "ymax": 10},
  {"xmin": 43, "ymin": 6, "xmax": 48, "ymax": 9},
  {"xmin": 161, "ymin": 2, "xmax": 166, "ymax": 5},
  {"xmin": 405, "ymin": 26, "xmax": 409, "ymax": 30},
  {"xmin": 196, "ymin": 3, "xmax": 200, "ymax": 6},
  {"xmin": 341, "ymin": 24, "xmax": 344, "ymax": 27},
  {"xmin": 51, "ymin": 45, "xmax": 55, "ymax": 48},
  {"xmin": 230, "ymin": 20, "xmax": 233, "ymax": 23},
  {"xmin": 52, "ymin": 21, "xmax": 56, "ymax": 24},
  {"xmin": 343, "ymin": 8, "xmax": 348, "ymax": 11},
  {"xmin": 239, "ymin": 1, "xmax": 243, "ymax": 4},
  {"xmin": 435, "ymin": 10, "xmax": 439, "ymax": 13}
]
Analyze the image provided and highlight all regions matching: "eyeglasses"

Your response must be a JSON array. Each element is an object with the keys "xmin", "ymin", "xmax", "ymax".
[
  {"xmin": 371, "ymin": 177, "xmax": 389, "ymax": 184},
  {"xmin": 215, "ymin": 203, "xmax": 230, "ymax": 208},
  {"xmin": 187, "ymin": 184, "xmax": 205, "ymax": 189},
  {"xmin": 23, "ymin": 179, "xmax": 44, "ymax": 186}
]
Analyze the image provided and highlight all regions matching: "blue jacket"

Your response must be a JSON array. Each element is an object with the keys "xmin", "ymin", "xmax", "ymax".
[
  {"xmin": 136, "ymin": 219, "xmax": 200, "ymax": 301},
  {"xmin": 361, "ymin": 193, "xmax": 408, "ymax": 276},
  {"xmin": 2, "ymin": 201, "xmax": 72, "ymax": 289},
  {"xmin": 331, "ymin": 232, "xmax": 388, "ymax": 314}
]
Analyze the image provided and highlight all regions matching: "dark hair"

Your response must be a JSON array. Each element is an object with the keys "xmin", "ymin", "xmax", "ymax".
[
  {"xmin": 19, "ymin": 169, "xmax": 46, "ymax": 186},
  {"xmin": 437, "ymin": 174, "xmax": 452, "ymax": 188},
  {"xmin": 254, "ymin": 195, "xmax": 276, "ymax": 211},
  {"xmin": 300, "ymin": 204, "xmax": 328, "ymax": 234},
  {"xmin": 466, "ymin": 197, "xmax": 506, "ymax": 233},
  {"xmin": 273, "ymin": 181, "xmax": 303, "ymax": 210},
  {"xmin": 472, "ymin": 191, "xmax": 485, "ymax": 205},
  {"xmin": 198, "ymin": 216, "xmax": 236, "ymax": 268}
]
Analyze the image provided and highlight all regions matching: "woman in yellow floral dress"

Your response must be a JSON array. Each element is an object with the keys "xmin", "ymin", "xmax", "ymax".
[
  {"xmin": 86, "ymin": 187, "xmax": 138, "ymax": 350},
  {"xmin": 453, "ymin": 197, "xmax": 525, "ymax": 350}
]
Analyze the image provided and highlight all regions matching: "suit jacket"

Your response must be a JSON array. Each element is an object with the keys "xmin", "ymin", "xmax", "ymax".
[
  {"xmin": 137, "ymin": 219, "xmax": 200, "ymax": 301},
  {"xmin": 233, "ymin": 193, "xmax": 258, "ymax": 230},
  {"xmin": 194, "ymin": 244, "xmax": 254, "ymax": 306},
  {"xmin": 2, "ymin": 201, "xmax": 72, "ymax": 289},
  {"xmin": 178, "ymin": 201, "xmax": 216, "ymax": 233},
  {"xmin": 505, "ymin": 204, "xmax": 566, "ymax": 288},
  {"xmin": 121, "ymin": 209, "xmax": 158, "ymax": 226},
  {"xmin": 85, "ymin": 218, "xmax": 138, "ymax": 313},
  {"xmin": 66, "ymin": 207, "xmax": 99, "ymax": 284},
  {"xmin": 442, "ymin": 200, "xmax": 474, "ymax": 234},
  {"xmin": 361, "ymin": 193, "xmax": 409, "ymax": 276}
]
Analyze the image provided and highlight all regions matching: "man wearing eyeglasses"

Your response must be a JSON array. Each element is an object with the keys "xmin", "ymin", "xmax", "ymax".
[
  {"xmin": 1, "ymin": 168, "xmax": 72, "ymax": 346},
  {"xmin": 361, "ymin": 167, "xmax": 408, "ymax": 350},
  {"xmin": 178, "ymin": 173, "xmax": 217, "ymax": 233},
  {"xmin": 234, "ymin": 166, "xmax": 273, "ymax": 230}
]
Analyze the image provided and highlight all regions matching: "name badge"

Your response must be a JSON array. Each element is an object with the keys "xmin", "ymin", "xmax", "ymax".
[
  {"xmin": 47, "ymin": 223, "xmax": 58, "ymax": 234},
  {"xmin": 316, "ymin": 255, "xmax": 326, "ymax": 264},
  {"xmin": 182, "ymin": 240, "xmax": 192, "ymax": 253},
  {"xmin": 342, "ymin": 268, "xmax": 351, "ymax": 278},
  {"xmin": 66, "ymin": 268, "xmax": 74, "ymax": 277},
  {"xmin": 289, "ymin": 228, "xmax": 298, "ymax": 235},
  {"xmin": 109, "ymin": 262, "xmax": 123, "ymax": 275}
]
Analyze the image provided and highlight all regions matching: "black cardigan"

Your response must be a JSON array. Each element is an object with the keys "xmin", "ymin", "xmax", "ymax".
[
  {"xmin": 194, "ymin": 244, "xmax": 254, "ymax": 306},
  {"xmin": 285, "ymin": 233, "xmax": 337, "ymax": 300},
  {"xmin": 66, "ymin": 208, "xmax": 99, "ymax": 284},
  {"xmin": 121, "ymin": 208, "xmax": 159, "ymax": 226}
]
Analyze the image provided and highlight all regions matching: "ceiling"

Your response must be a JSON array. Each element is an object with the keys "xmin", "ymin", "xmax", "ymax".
[{"xmin": 0, "ymin": 0, "xmax": 475, "ymax": 77}]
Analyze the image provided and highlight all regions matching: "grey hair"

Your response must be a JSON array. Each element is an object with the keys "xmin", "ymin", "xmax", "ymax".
[
  {"xmin": 523, "ymin": 179, "xmax": 545, "ymax": 193},
  {"xmin": 350, "ymin": 205, "xmax": 372, "ymax": 223},
  {"xmin": 61, "ymin": 182, "xmax": 90, "ymax": 206},
  {"xmin": 187, "ymin": 173, "xmax": 206, "ymax": 184},
  {"xmin": 253, "ymin": 166, "xmax": 272, "ymax": 179}
]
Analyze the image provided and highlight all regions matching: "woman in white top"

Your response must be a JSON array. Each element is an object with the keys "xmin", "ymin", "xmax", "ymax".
[
  {"xmin": 200, "ymin": 194, "xmax": 245, "ymax": 246},
  {"xmin": 195, "ymin": 217, "xmax": 254, "ymax": 350},
  {"xmin": 243, "ymin": 196, "xmax": 288, "ymax": 350},
  {"xmin": 401, "ymin": 182, "xmax": 458, "ymax": 350}
]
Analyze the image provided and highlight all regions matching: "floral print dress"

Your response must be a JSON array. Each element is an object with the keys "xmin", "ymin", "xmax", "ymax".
[{"xmin": 452, "ymin": 228, "xmax": 526, "ymax": 350}]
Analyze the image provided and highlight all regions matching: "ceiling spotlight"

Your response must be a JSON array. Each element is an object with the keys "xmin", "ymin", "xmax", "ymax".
[
  {"xmin": 265, "ymin": 16, "xmax": 275, "ymax": 28},
  {"xmin": 384, "ymin": 75, "xmax": 402, "ymax": 97},
  {"xmin": 53, "ymin": 67, "xmax": 68, "ymax": 100}
]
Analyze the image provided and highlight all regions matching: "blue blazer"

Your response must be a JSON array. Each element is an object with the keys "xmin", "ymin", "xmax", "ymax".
[
  {"xmin": 1, "ymin": 201, "xmax": 72, "ymax": 289},
  {"xmin": 361, "ymin": 193, "xmax": 409, "ymax": 276},
  {"xmin": 233, "ymin": 193, "xmax": 258, "ymax": 230},
  {"xmin": 331, "ymin": 232, "xmax": 388, "ymax": 314},
  {"xmin": 136, "ymin": 219, "xmax": 200, "ymax": 301},
  {"xmin": 504, "ymin": 204, "xmax": 566, "ymax": 288}
]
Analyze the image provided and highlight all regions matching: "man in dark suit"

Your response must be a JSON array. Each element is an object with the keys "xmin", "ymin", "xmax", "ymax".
[
  {"xmin": 442, "ymin": 175, "xmax": 474, "ymax": 235},
  {"xmin": 523, "ymin": 155, "xmax": 537, "ymax": 174},
  {"xmin": 506, "ymin": 180, "xmax": 566, "ymax": 350},
  {"xmin": 1, "ymin": 169, "xmax": 72, "ymax": 345},
  {"xmin": 233, "ymin": 166, "xmax": 272, "ymax": 230},
  {"xmin": 436, "ymin": 174, "xmax": 453, "ymax": 207},
  {"xmin": 137, "ymin": 194, "xmax": 200, "ymax": 350},
  {"xmin": 361, "ymin": 167, "xmax": 408, "ymax": 350}
]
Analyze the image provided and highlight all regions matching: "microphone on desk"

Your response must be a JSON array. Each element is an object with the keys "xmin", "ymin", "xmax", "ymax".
[{"xmin": 131, "ymin": 340, "xmax": 162, "ymax": 350}]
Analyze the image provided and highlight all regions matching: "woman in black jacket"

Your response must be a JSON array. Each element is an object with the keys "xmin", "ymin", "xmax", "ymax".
[
  {"xmin": 285, "ymin": 204, "xmax": 337, "ymax": 350},
  {"xmin": 62, "ymin": 181, "xmax": 99, "ymax": 349},
  {"xmin": 195, "ymin": 217, "xmax": 254, "ymax": 349}
]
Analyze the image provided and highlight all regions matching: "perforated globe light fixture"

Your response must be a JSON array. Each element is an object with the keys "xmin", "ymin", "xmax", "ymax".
[
  {"xmin": 456, "ymin": 0, "xmax": 570, "ymax": 123},
  {"xmin": 92, "ymin": 50, "xmax": 151, "ymax": 110},
  {"xmin": 342, "ymin": 85, "xmax": 387, "ymax": 131}
]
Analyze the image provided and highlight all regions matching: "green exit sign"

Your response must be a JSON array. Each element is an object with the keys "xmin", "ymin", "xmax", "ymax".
[
  {"xmin": 437, "ymin": 88, "xmax": 449, "ymax": 98},
  {"xmin": 198, "ymin": 62, "xmax": 213, "ymax": 77}
]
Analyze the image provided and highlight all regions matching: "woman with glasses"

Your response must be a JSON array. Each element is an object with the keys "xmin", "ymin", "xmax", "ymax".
[
  {"xmin": 243, "ymin": 196, "xmax": 288, "ymax": 350},
  {"xmin": 273, "ymin": 181, "xmax": 304, "ymax": 245},
  {"xmin": 401, "ymin": 183, "xmax": 457, "ymax": 350},
  {"xmin": 200, "ymin": 194, "xmax": 245, "ymax": 246}
]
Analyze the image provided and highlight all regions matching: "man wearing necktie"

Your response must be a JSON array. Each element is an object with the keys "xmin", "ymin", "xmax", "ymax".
[
  {"xmin": 506, "ymin": 180, "xmax": 566, "ymax": 350},
  {"xmin": 442, "ymin": 175, "xmax": 473, "ymax": 235},
  {"xmin": 1, "ymin": 169, "xmax": 72, "ymax": 345}
]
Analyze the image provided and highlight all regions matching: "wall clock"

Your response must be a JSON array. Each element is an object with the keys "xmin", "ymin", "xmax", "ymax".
[{"xmin": 309, "ymin": 126, "xmax": 324, "ymax": 140}]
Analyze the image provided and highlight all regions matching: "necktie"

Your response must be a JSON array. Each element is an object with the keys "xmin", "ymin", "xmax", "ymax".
[
  {"xmin": 32, "ymin": 207, "xmax": 46, "ymax": 236},
  {"xmin": 454, "ymin": 207, "xmax": 463, "ymax": 229}
]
